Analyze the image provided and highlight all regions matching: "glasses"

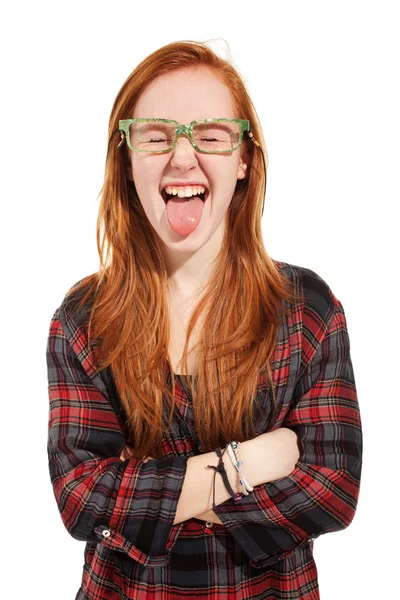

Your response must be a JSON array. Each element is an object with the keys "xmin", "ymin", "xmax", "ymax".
[{"xmin": 118, "ymin": 118, "xmax": 250, "ymax": 154}]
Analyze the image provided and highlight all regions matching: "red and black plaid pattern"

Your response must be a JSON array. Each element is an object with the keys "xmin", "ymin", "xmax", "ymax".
[{"xmin": 47, "ymin": 261, "xmax": 362, "ymax": 599}]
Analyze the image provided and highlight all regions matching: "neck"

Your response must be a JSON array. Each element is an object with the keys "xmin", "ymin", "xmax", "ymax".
[{"xmin": 164, "ymin": 218, "xmax": 225, "ymax": 299}]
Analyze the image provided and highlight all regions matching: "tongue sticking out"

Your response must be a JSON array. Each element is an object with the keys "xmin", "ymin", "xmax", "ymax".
[{"xmin": 165, "ymin": 196, "xmax": 205, "ymax": 236}]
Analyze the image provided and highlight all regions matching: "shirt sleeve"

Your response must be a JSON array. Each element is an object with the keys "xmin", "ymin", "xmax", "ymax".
[
  {"xmin": 213, "ymin": 297, "xmax": 362, "ymax": 569},
  {"xmin": 46, "ymin": 306, "xmax": 188, "ymax": 568}
]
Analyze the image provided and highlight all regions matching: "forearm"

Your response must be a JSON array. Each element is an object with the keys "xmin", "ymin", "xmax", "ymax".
[
  {"xmin": 121, "ymin": 428, "xmax": 299, "ymax": 526},
  {"xmin": 119, "ymin": 451, "xmax": 228, "ymax": 526},
  {"xmin": 192, "ymin": 428, "xmax": 300, "ymax": 524}
]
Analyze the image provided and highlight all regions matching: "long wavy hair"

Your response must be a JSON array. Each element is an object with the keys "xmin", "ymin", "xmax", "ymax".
[{"xmin": 67, "ymin": 39, "xmax": 302, "ymax": 459}]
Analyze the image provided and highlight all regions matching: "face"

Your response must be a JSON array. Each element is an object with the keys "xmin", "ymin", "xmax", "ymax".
[{"xmin": 125, "ymin": 67, "xmax": 248, "ymax": 252}]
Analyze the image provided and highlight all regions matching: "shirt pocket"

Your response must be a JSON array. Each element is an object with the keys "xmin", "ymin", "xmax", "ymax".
[
  {"xmin": 114, "ymin": 551, "xmax": 134, "ymax": 580},
  {"xmin": 82, "ymin": 541, "xmax": 119, "ymax": 578}
]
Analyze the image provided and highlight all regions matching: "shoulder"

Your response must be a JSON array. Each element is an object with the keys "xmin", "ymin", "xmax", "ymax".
[
  {"xmin": 47, "ymin": 274, "xmax": 109, "ymax": 384},
  {"xmin": 57, "ymin": 274, "xmax": 97, "ymax": 329},
  {"xmin": 273, "ymin": 259, "xmax": 339, "ymax": 324},
  {"xmin": 49, "ymin": 274, "xmax": 99, "ymax": 364}
]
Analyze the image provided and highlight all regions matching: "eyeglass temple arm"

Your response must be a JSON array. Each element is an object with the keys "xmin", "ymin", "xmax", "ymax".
[
  {"xmin": 248, "ymin": 130, "xmax": 260, "ymax": 148},
  {"xmin": 117, "ymin": 131, "xmax": 125, "ymax": 148}
]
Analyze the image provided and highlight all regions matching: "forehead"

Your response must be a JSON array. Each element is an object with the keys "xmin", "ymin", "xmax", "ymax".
[{"xmin": 133, "ymin": 67, "xmax": 237, "ymax": 122}]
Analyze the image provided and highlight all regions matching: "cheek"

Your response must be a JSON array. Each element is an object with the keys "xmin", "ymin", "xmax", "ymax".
[
  {"xmin": 205, "ymin": 156, "xmax": 241, "ymax": 184},
  {"xmin": 130, "ymin": 155, "xmax": 166, "ymax": 187},
  {"xmin": 129, "ymin": 155, "xmax": 144, "ymax": 181}
]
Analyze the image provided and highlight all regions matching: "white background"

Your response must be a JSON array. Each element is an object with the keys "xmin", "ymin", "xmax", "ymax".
[{"xmin": 1, "ymin": 1, "xmax": 398, "ymax": 598}]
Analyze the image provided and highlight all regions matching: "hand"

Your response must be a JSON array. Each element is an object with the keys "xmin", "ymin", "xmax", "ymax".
[
  {"xmin": 120, "ymin": 447, "xmax": 153, "ymax": 463},
  {"xmin": 195, "ymin": 508, "xmax": 224, "ymax": 525}
]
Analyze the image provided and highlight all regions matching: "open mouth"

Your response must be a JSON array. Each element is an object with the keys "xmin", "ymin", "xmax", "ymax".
[{"xmin": 161, "ymin": 188, "xmax": 209, "ymax": 203}]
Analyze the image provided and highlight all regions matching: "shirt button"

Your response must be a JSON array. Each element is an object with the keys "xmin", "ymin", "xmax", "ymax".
[
  {"xmin": 203, "ymin": 521, "xmax": 214, "ymax": 534},
  {"xmin": 102, "ymin": 529, "xmax": 111, "ymax": 538}
]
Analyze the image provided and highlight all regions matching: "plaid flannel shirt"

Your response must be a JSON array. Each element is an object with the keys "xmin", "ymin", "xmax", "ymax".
[{"xmin": 46, "ymin": 261, "xmax": 362, "ymax": 599}]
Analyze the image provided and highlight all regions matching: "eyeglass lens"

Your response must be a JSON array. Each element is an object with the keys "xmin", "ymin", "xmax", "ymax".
[{"xmin": 128, "ymin": 121, "xmax": 241, "ymax": 152}]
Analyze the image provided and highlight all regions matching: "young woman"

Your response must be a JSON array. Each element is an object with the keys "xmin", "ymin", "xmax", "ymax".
[{"xmin": 46, "ymin": 40, "xmax": 362, "ymax": 600}]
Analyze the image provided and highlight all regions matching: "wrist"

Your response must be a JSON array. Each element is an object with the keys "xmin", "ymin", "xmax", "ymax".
[
  {"xmin": 222, "ymin": 449, "xmax": 241, "ymax": 496},
  {"xmin": 235, "ymin": 438, "xmax": 259, "ymax": 487}
]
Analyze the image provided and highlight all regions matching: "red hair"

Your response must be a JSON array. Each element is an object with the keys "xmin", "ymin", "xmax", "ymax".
[{"xmin": 68, "ymin": 40, "xmax": 302, "ymax": 459}]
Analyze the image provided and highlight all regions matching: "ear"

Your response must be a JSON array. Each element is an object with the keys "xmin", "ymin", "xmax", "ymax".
[
  {"xmin": 237, "ymin": 155, "xmax": 248, "ymax": 180},
  {"xmin": 237, "ymin": 142, "xmax": 251, "ymax": 180}
]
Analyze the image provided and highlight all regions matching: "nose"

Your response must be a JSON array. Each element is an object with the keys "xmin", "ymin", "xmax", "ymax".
[{"xmin": 169, "ymin": 135, "xmax": 198, "ymax": 169}]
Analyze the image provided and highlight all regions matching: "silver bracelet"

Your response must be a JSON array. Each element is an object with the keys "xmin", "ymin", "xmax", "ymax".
[
  {"xmin": 226, "ymin": 441, "xmax": 254, "ymax": 494},
  {"xmin": 226, "ymin": 443, "xmax": 249, "ymax": 495}
]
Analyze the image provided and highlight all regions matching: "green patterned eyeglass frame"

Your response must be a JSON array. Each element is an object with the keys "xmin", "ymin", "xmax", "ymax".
[{"xmin": 118, "ymin": 118, "xmax": 251, "ymax": 154}]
